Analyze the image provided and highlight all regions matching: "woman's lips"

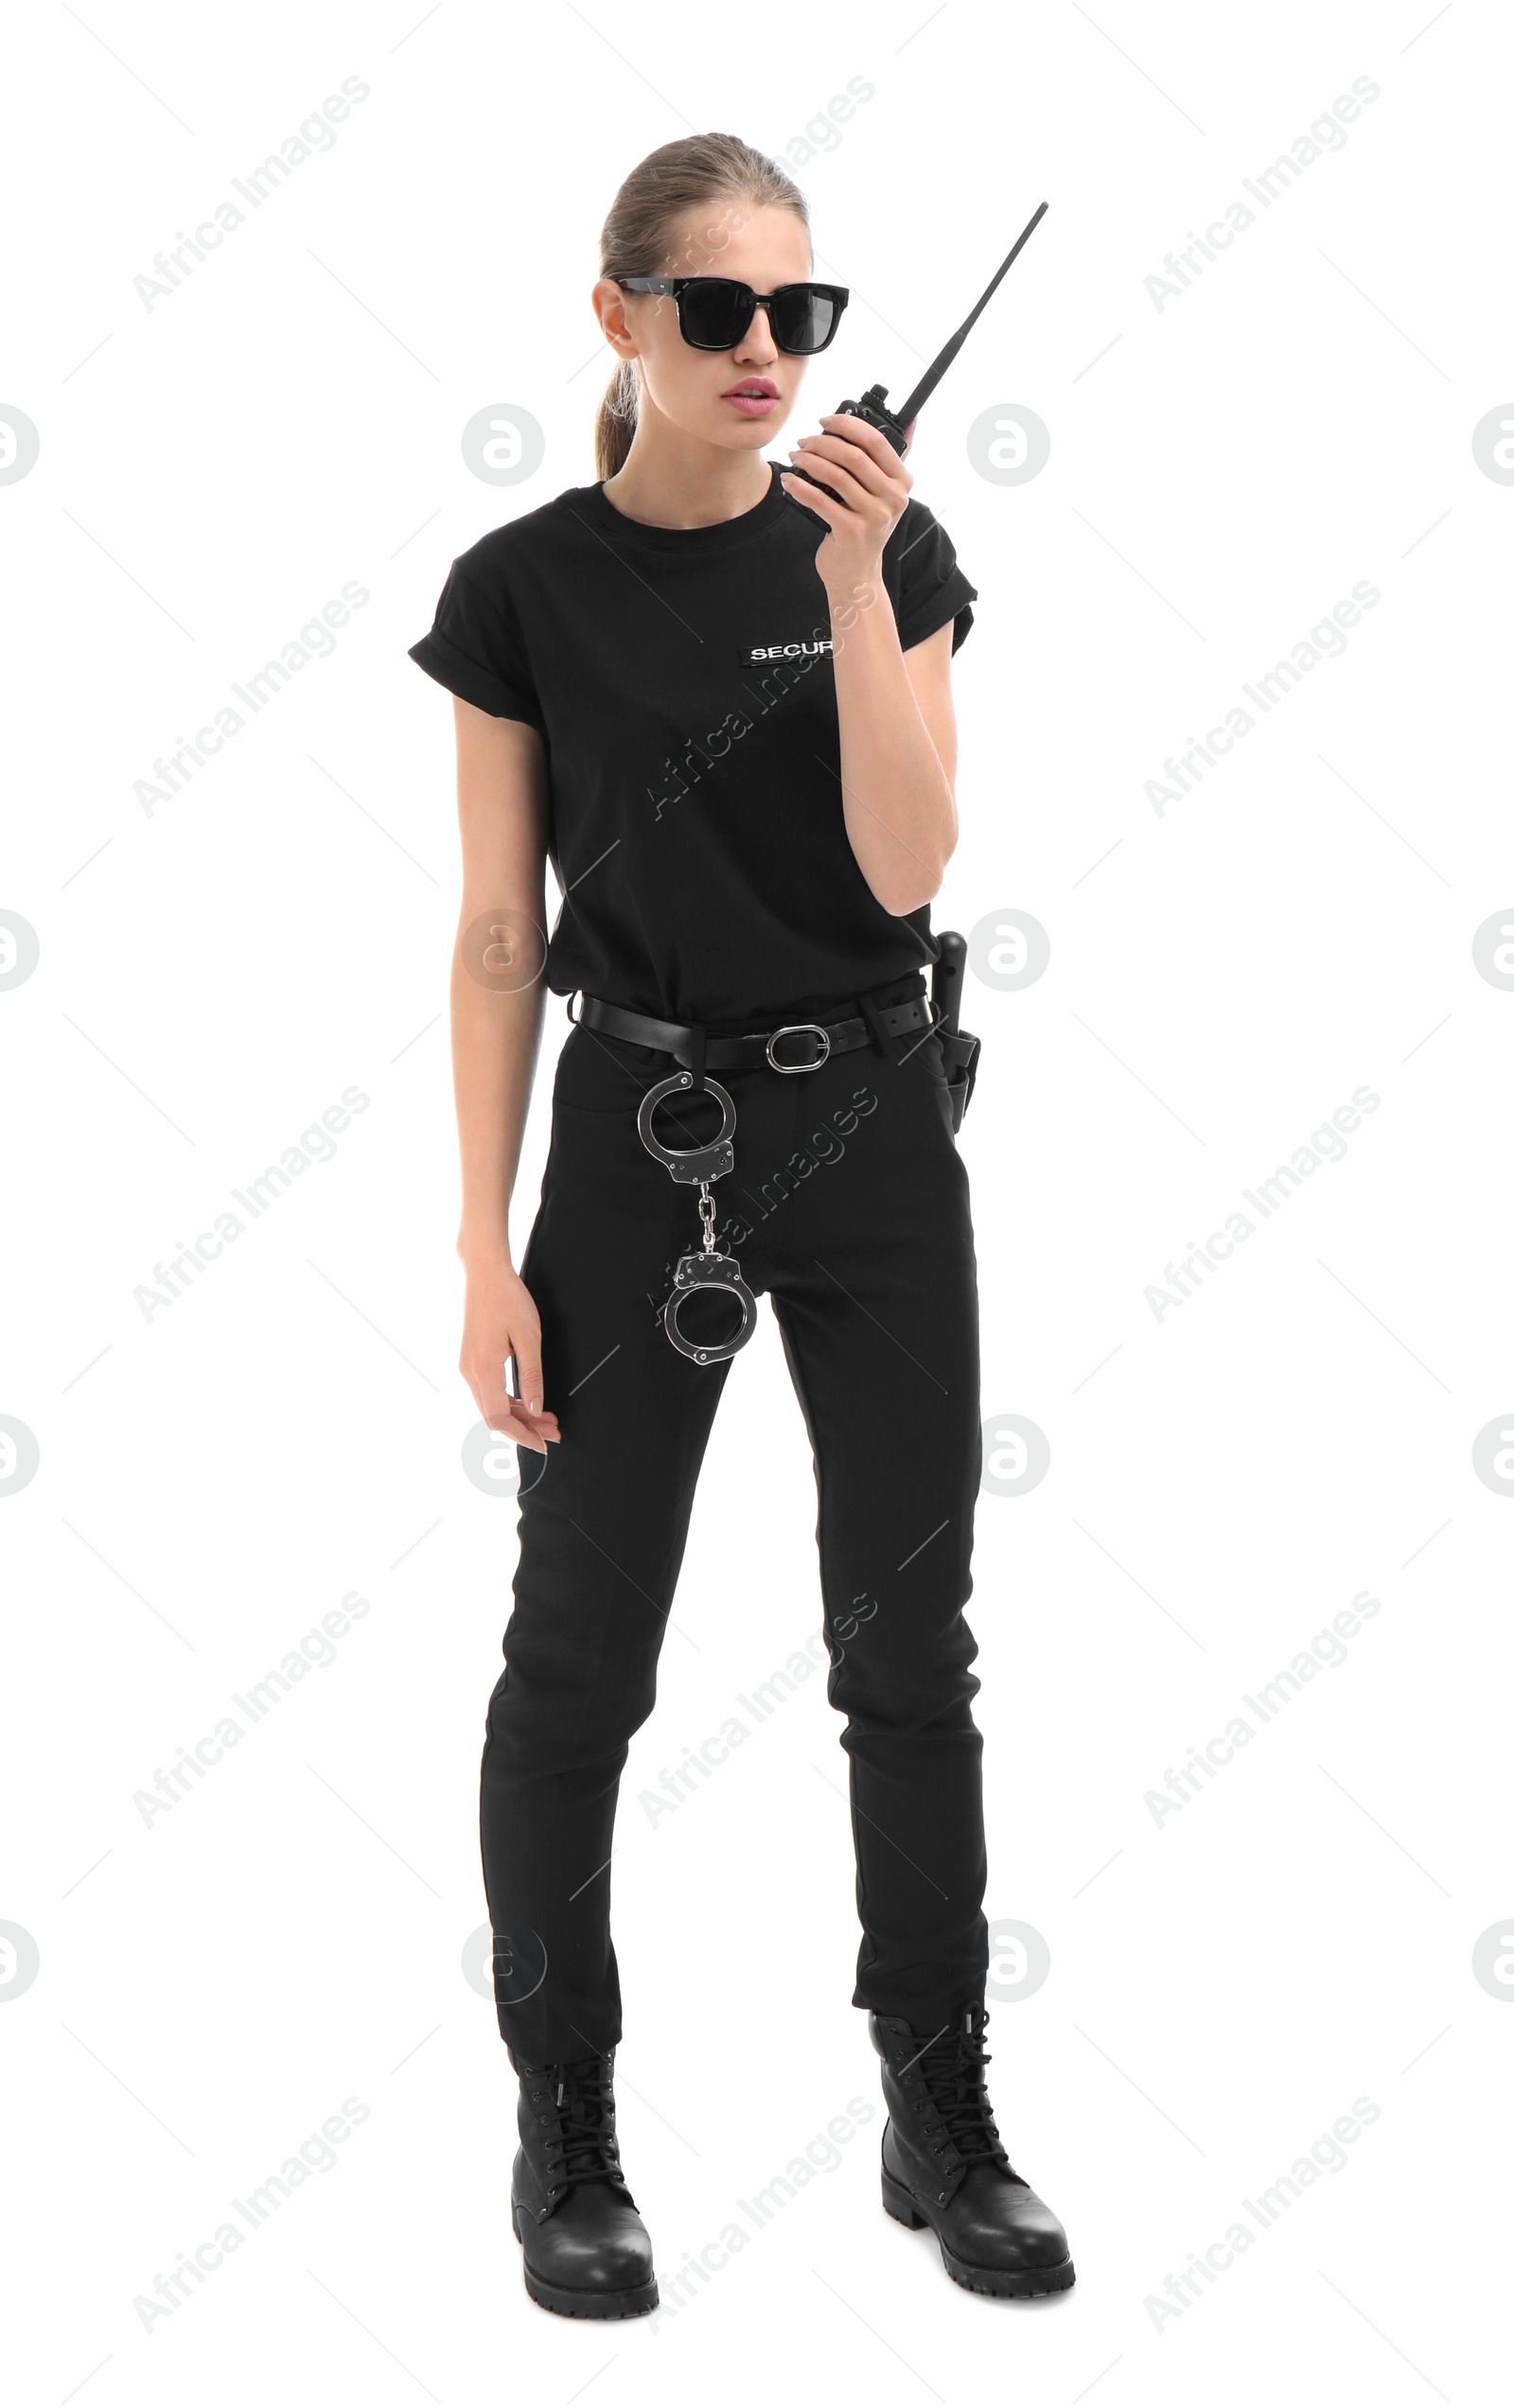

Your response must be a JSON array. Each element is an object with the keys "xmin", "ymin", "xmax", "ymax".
[{"xmin": 722, "ymin": 385, "xmax": 779, "ymax": 417}]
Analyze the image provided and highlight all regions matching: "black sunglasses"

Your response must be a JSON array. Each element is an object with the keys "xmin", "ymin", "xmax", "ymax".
[{"xmin": 612, "ymin": 275, "xmax": 850, "ymax": 356}]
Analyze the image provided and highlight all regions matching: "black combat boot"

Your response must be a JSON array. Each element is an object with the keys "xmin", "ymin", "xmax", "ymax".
[
  {"xmin": 870, "ymin": 2002, "xmax": 1075, "ymax": 2297},
  {"xmin": 507, "ymin": 2045, "xmax": 658, "ymax": 2318}
]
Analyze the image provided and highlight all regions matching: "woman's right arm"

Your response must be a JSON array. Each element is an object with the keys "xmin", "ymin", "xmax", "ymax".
[{"xmin": 451, "ymin": 694, "xmax": 561, "ymax": 1457}]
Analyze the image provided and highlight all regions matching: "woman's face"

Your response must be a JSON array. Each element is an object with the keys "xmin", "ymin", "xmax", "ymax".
[{"xmin": 596, "ymin": 202, "xmax": 816, "ymax": 452}]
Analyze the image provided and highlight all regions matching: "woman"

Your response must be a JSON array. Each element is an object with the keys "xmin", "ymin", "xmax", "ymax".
[{"xmin": 409, "ymin": 132, "xmax": 1074, "ymax": 2318}]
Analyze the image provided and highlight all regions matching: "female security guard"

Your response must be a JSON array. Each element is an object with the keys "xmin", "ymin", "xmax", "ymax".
[{"xmin": 409, "ymin": 132, "xmax": 1074, "ymax": 2318}]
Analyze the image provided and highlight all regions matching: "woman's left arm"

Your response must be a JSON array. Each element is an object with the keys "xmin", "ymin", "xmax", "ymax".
[{"xmin": 782, "ymin": 413, "xmax": 960, "ymax": 918}]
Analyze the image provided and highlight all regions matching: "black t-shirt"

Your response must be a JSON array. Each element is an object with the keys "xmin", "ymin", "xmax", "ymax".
[{"xmin": 408, "ymin": 460, "xmax": 977, "ymax": 1028}]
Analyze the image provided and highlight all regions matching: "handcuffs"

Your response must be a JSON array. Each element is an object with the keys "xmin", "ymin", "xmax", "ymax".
[
  {"xmin": 622, "ymin": 963, "xmax": 971, "ymax": 1365},
  {"xmin": 637, "ymin": 1069, "xmax": 759, "ymax": 1363}
]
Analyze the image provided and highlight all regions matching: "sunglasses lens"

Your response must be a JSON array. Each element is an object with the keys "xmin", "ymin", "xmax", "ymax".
[
  {"xmin": 678, "ymin": 280, "xmax": 751, "ymax": 348},
  {"xmin": 771, "ymin": 287, "xmax": 843, "ymax": 354}
]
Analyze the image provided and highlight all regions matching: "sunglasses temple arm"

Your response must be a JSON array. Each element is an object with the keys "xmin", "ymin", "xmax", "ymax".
[{"xmin": 892, "ymin": 201, "xmax": 1048, "ymax": 428}]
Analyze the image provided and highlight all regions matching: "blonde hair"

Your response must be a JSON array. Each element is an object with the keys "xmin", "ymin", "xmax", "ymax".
[{"xmin": 594, "ymin": 133, "xmax": 810, "ymax": 481}]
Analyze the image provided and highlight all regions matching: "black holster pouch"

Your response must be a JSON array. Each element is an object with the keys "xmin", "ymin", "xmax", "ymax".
[
  {"xmin": 931, "ymin": 931, "xmax": 981, "ymax": 1136},
  {"xmin": 938, "ymin": 1025, "xmax": 980, "ymax": 1134}
]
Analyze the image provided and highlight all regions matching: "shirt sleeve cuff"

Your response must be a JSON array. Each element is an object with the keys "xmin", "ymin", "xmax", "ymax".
[
  {"xmin": 896, "ymin": 571, "xmax": 978, "ymax": 656},
  {"xmin": 408, "ymin": 629, "xmax": 544, "ymax": 729}
]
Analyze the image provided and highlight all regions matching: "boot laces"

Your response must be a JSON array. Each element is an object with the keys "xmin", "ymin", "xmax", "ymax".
[
  {"xmin": 541, "ymin": 2054, "xmax": 625, "ymax": 2190},
  {"xmin": 912, "ymin": 2012, "xmax": 1011, "ymax": 2171}
]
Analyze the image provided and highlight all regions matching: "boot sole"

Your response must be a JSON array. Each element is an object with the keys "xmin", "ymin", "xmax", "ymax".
[
  {"xmin": 881, "ymin": 2170, "xmax": 1076, "ymax": 2299},
  {"xmin": 511, "ymin": 2198, "xmax": 660, "ymax": 2319}
]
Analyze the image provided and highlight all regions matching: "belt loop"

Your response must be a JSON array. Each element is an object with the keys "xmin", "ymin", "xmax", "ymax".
[
  {"xmin": 855, "ymin": 984, "xmax": 906, "ymax": 1067},
  {"xmin": 687, "ymin": 1018, "xmax": 707, "ymax": 1093}
]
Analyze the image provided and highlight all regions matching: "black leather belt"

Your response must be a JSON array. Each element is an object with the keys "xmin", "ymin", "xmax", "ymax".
[{"xmin": 568, "ymin": 982, "xmax": 938, "ymax": 1075}]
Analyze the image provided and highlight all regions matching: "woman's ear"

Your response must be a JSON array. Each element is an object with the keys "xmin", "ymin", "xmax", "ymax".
[{"xmin": 592, "ymin": 278, "xmax": 635, "ymax": 362}]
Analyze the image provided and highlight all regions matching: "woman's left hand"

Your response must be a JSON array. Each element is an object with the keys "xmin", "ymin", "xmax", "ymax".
[{"xmin": 780, "ymin": 413, "xmax": 916, "ymax": 589}]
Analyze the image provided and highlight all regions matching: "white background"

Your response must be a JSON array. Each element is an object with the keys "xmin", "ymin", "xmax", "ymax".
[{"xmin": 4, "ymin": 2, "xmax": 1510, "ymax": 2400}]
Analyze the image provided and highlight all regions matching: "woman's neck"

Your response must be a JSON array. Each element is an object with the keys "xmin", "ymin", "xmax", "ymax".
[{"xmin": 601, "ymin": 436, "xmax": 773, "ymax": 531}]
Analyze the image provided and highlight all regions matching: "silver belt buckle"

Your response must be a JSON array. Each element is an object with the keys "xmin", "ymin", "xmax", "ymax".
[{"xmin": 765, "ymin": 1021, "xmax": 832, "ymax": 1074}]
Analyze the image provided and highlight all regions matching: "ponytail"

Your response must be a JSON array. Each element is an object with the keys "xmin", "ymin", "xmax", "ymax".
[{"xmin": 594, "ymin": 358, "xmax": 641, "ymax": 483}]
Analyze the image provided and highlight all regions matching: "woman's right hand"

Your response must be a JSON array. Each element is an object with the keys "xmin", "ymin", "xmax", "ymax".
[{"xmin": 460, "ymin": 1251, "xmax": 561, "ymax": 1456}]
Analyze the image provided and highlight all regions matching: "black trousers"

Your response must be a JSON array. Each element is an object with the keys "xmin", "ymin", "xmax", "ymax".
[{"xmin": 481, "ymin": 976, "xmax": 989, "ymax": 2061}]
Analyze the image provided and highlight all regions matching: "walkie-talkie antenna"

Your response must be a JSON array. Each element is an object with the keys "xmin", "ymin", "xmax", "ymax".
[
  {"xmin": 810, "ymin": 201, "xmax": 1051, "ymax": 467},
  {"xmin": 893, "ymin": 201, "xmax": 1048, "ymax": 429},
  {"xmin": 778, "ymin": 199, "xmax": 1054, "ymax": 486}
]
